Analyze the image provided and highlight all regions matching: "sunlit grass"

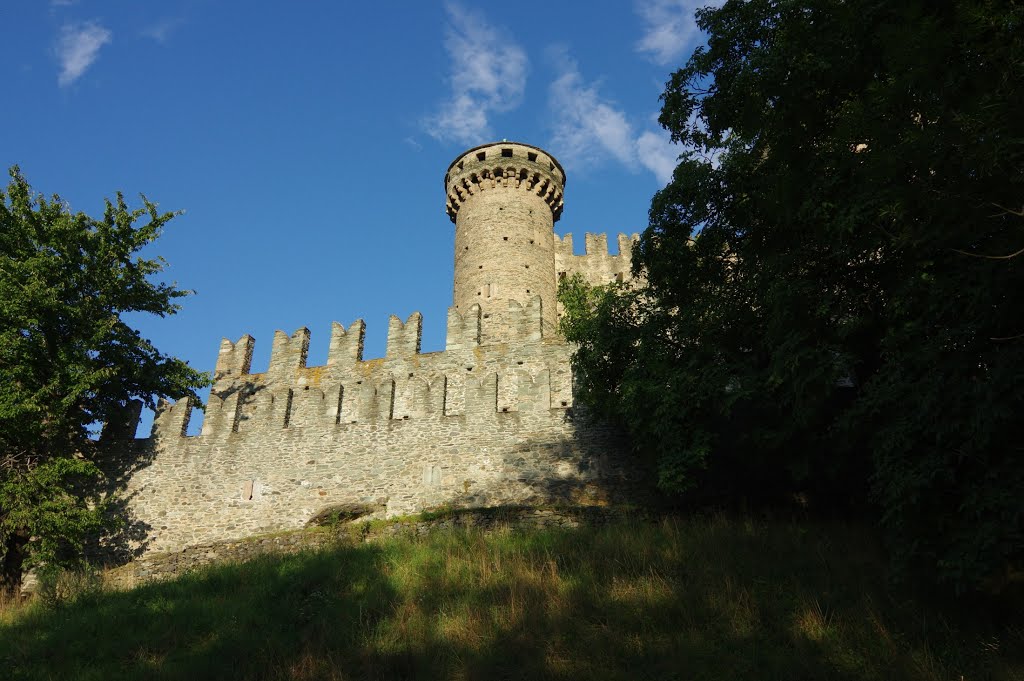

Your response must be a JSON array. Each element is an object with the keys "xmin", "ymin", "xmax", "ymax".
[{"xmin": 1, "ymin": 514, "xmax": 1020, "ymax": 680}]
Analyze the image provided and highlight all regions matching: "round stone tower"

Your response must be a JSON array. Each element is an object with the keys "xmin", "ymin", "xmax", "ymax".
[{"xmin": 445, "ymin": 142, "xmax": 565, "ymax": 340}]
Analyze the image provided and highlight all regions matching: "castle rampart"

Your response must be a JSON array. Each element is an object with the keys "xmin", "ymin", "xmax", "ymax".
[
  {"xmin": 555, "ymin": 232, "xmax": 640, "ymax": 287},
  {"xmin": 105, "ymin": 142, "xmax": 644, "ymax": 559}
]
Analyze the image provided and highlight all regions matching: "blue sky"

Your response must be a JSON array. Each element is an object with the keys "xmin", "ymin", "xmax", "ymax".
[{"xmin": 2, "ymin": 1, "xmax": 710, "ymax": 432}]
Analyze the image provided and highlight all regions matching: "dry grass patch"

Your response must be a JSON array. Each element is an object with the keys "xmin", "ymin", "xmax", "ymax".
[{"xmin": 0, "ymin": 514, "xmax": 1020, "ymax": 680}]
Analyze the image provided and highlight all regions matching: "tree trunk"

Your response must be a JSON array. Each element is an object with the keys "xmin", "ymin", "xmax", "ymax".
[{"xmin": 0, "ymin": 529, "xmax": 29, "ymax": 595}]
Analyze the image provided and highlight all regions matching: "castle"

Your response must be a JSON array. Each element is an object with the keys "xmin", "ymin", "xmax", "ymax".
[{"xmin": 109, "ymin": 142, "xmax": 641, "ymax": 557}]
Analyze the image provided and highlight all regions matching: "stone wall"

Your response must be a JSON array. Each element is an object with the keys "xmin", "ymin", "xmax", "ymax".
[
  {"xmin": 103, "ymin": 304, "xmax": 636, "ymax": 559},
  {"xmin": 446, "ymin": 142, "xmax": 566, "ymax": 341},
  {"xmin": 98, "ymin": 141, "xmax": 646, "ymax": 565},
  {"xmin": 555, "ymin": 232, "xmax": 640, "ymax": 287}
]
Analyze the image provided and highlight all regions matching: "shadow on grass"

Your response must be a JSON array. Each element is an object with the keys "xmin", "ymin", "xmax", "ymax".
[{"xmin": 1, "ymin": 518, "xmax": 1020, "ymax": 681}]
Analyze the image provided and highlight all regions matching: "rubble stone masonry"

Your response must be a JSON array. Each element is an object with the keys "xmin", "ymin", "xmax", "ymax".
[{"xmin": 104, "ymin": 142, "xmax": 643, "ymax": 559}]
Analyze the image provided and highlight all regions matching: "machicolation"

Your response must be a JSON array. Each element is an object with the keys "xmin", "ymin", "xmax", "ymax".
[{"xmin": 104, "ymin": 142, "xmax": 642, "ymax": 559}]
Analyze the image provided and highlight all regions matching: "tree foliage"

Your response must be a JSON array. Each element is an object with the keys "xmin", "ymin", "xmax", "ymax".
[
  {"xmin": 560, "ymin": 0, "xmax": 1024, "ymax": 592},
  {"xmin": 0, "ymin": 167, "xmax": 208, "ymax": 590}
]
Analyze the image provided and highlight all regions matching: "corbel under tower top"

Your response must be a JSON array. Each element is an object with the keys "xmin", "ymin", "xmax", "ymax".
[{"xmin": 444, "ymin": 142, "xmax": 566, "ymax": 223}]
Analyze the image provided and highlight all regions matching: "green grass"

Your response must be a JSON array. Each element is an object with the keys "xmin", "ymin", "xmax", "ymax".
[{"xmin": 1, "ymin": 515, "xmax": 1020, "ymax": 680}]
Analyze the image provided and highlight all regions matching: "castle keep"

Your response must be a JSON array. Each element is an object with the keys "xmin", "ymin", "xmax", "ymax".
[{"xmin": 112, "ymin": 142, "xmax": 640, "ymax": 556}]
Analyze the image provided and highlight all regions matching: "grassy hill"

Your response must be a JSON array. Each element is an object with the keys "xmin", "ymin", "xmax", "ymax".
[{"xmin": 1, "ymin": 515, "xmax": 1020, "ymax": 680}]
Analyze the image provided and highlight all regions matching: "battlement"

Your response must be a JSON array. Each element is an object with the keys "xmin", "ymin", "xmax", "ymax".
[
  {"xmin": 152, "ymin": 395, "xmax": 194, "ymax": 441},
  {"xmin": 445, "ymin": 142, "xmax": 566, "ymax": 223},
  {"xmin": 328, "ymin": 320, "xmax": 365, "ymax": 365},
  {"xmin": 555, "ymin": 232, "xmax": 640, "ymax": 286},
  {"xmin": 108, "ymin": 140, "xmax": 637, "ymax": 560},
  {"xmin": 145, "ymin": 365, "xmax": 568, "ymax": 444},
  {"xmin": 268, "ymin": 328, "xmax": 311, "ymax": 381},
  {"xmin": 386, "ymin": 313, "xmax": 422, "ymax": 358},
  {"xmin": 116, "ymin": 301, "xmax": 574, "ymax": 444},
  {"xmin": 446, "ymin": 304, "xmax": 481, "ymax": 352},
  {"xmin": 214, "ymin": 335, "xmax": 254, "ymax": 382}
]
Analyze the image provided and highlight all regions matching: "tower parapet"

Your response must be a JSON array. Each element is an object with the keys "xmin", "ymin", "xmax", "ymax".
[{"xmin": 445, "ymin": 142, "xmax": 566, "ymax": 342}]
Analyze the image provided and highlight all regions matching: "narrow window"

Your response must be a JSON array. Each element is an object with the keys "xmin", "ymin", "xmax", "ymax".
[
  {"xmin": 282, "ymin": 389, "xmax": 294, "ymax": 428},
  {"xmin": 242, "ymin": 480, "xmax": 254, "ymax": 501}
]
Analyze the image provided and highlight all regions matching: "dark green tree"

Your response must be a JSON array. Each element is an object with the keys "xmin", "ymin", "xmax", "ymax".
[
  {"xmin": 0, "ymin": 167, "xmax": 208, "ymax": 591},
  {"xmin": 560, "ymin": 0, "xmax": 1024, "ymax": 592}
]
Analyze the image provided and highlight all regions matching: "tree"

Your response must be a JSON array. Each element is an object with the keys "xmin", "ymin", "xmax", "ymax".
[
  {"xmin": 0, "ymin": 167, "xmax": 208, "ymax": 591},
  {"xmin": 560, "ymin": 0, "xmax": 1024, "ymax": 592}
]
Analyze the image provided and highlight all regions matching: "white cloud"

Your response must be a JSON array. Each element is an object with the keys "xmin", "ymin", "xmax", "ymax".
[
  {"xmin": 634, "ymin": 0, "xmax": 711, "ymax": 66},
  {"xmin": 550, "ymin": 53, "xmax": 636, "ymax": 168},
  {"xmin": 142, "ymin": 17, "xmax": 184, "ymax": 44},
  {"xmin": 548, "ymin": 52, "xmax": 679, "ymax": 185},
  {"xmin": 55, "ymin": 21, "xmax": 111, "ymax": 87},
  {"xmin": 636, "ymin": 129, "xmax": 679, "ymax": 184},
  {"xmin": 424, "ymin": 3, "xmax": 528, "ymax": 144}
]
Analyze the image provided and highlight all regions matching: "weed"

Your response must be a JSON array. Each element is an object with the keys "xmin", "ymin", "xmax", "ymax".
[{"xmin": 0, "ymin": 516, "xmax": 1019, "ymax": 680}]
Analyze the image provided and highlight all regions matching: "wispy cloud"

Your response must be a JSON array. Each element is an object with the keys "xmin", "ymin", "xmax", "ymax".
[
  {"xmin": 55, "ymin": 21, "xmax": 111, "ymax": 87},
  {"xmin": 635, "ymin": 129, "xmax": 680, "ymax": 182},
  {"xmin": 424, "ymin": 2, "xmax": 528, "ymax": 145},
  {"xmin": 548, "ymin": 50, "xmax": 679, "ymax": 185},
  {"xmin": 634, "ymin": 0, "xmax": 710, "ymax": 66},
  {"xmin": 549, "ymin": 51, "xmax": 636, "ymax": 168},
  {"xmin": 141, "ymin": 17, "xmax": 185, "ymax": 44}
]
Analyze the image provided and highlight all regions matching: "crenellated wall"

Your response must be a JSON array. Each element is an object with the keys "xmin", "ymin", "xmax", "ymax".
[
  {"xmin": 101, "ymin": 141, "xmax": 647, "ymax": 561},
  {"xmin": 108, "ymin": 301, "xmax": 634, "ymax": 556},
  {"xmin": 555, "ymin": 232, "xmax": 640, "ymax": 287}
]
